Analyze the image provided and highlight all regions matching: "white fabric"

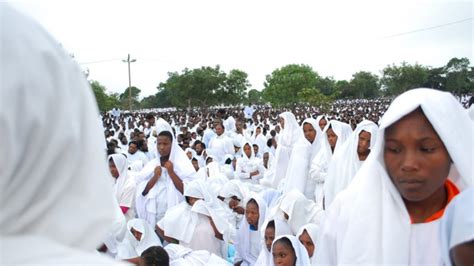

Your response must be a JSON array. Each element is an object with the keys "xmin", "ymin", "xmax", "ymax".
[
  {"xmin": 270, "ymin": 112, "xmax": 303, "ymax": 188},
  {"xmin": 109, "ymin": 154, "xmax": 137, "ymax": 220},
  {"xmin": 323, "ymin": 120, "xmax": 378, "ymax": 208},
  {"xmin": 0, "ymin": 4, "xmax": 120, "ymax": 264},
  {"xmin": 208, "ymin": 132, "xmax": 235, "ymax": 163},
  {"xmin": 309, "ymin": 120, "xmax": 352, "ymax": 206},
  {"xmin": 284, "ymin": 118, "xmax": 323, "ymax": 198},
  {"xmin": 235, "ymin": 194, "xmax": 267, "ymax": 265},
  {"xmin": 270, "ymin": 235, "xmax": 311, "ymax": 266},
  {"xmin": 440, "ymin": 187, "xmax": 474, "ymax": 266},
  {"xmin": 297, "ymin": 224, "xmax": 320, "ymax": 265},
  {"xmin": 316, "ymin": 88, "xmax": 472, "ymax": 265},
  {"xmin": 116, "ymin": 219, "xmax": 162, "ymax": 259},
  {"xmin": 165, "ymin": 244, "xmax": 231, "ymax": 266},
  {"xmin": 273, "ymin": 190, "xmax": 324, "ymax": 235},
  {"xmin": 235, "ymin": 140, "xmax": 266, "ymax": 183},
  {"xmin": 255, "ymin": 218, "xmax": 292, "ymax": 266},
  {"xmin": 103, "ymin": 197, "xmax": 128, "ymax": 258}
]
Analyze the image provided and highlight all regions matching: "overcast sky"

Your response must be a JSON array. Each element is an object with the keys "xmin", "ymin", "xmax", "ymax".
[{"xmin": 6, "ymin": 0, "xmax": 473, "ymax": 97}]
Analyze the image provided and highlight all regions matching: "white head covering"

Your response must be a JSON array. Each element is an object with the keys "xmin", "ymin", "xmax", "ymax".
[
  {"xmin": 274, "ymin": 190, "xmax": 324, "ymax": 234},
  {"xmin": 278, "ymin": 112, "xmax": 303, "ymax": 148},
  {"xmin": 0, "ymin": 5, "xmax": 116, "ymax": 264},
  {"xmin": 255, "ymin": 218, "xmax": 292, "ymax": 266},
  {"xmin": 440, "ymin": 187, "xmax": 474, "ymax": 266},
  {"xmin": 317, "ymin": 88, "xmax": 472, "ymax": 264},
  {"xmin": 323, "ymin": 120, "xmax": 378, "ymax": 207},
  {"xmin": 297, "ymin": 223, "xmax": 320, "ymax": 264},
  {"xmin": 108, "ymin": 153, "xmax": 136, "ymax": 207},
  {"xmin": 320, "ymin": 120, "xmax": 353, "ymax": 154},
  {"xmin": 117, "ymin": 219, "xmax": 162, "ymax": 259},
  {"xmin": 235, "ymin": 194, "xmax": 267, "ymax": 265},
  {"xmin": 270, "ymin": 235, "xmax": 311, "ymax": 266}
]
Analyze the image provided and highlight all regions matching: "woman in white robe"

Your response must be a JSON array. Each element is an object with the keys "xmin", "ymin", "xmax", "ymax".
[
  {"xmin": 0, "ymin": 4, "xmax": 118, "ymax": 264},
  {"xmin": 316, "ymin": 88, "xmax": 472, "ymax": 265},
  {"xmin": 234, "ymin": 195, "xmax": 267, "ymax": 266},
  {"xmin": 157, "ymin": 180, "xmax": 232, "ymax": 258},
  {"xmin": 271, "ymin": 235, "xmax": 311, "ymax": 266},
  {"xmin": 284, "ymin": 118, "xmax": 323, "ymax": 199},
  {"xmin": 309, "ymin": 120, "xmax": 352, "ymax": 207},
  {"xmin": 116, "ymin": 219, "xmax": 162, "ymax": 260},
  {"xmin": 108, "ymin": 153, "xmax": 137, "ymax": 221},
  {"xmin": 297, "ymin": 224, "xmax": 320, "ymax": 265},
  {"xmin": 268, "ymin": 112, "xmax": 303, "ymax": 189},
  {"xmin": 251, "ymin": 125, "xmax": 267, "ymax": 158},
  {"xmin": 254, "ymin": 219, "xmax": 292, "ymax": 266},
  {"xmin": 235, "ymin": 140, "xmax": 266, "ymax": 184},
  {"xmin": 323, "ymin": 120, "xmax": 378, "ymax": 208},
  {"xmin": 440, "ymin": 187, "xmax": 474, "ymax": 266}
]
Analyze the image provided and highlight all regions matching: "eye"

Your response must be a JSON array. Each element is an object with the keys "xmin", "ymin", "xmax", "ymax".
[
  {"xmin": 420, "ymin": 147, "xmax": 436, "ymax": 153},
  {"xmin": 385, "ymin": 146, "xmax": 401, "ymax": 153}
]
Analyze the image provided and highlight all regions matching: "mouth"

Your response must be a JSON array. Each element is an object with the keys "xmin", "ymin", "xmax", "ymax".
[{"xmin": 398, "ymin": 179, "xmax": 424, "ymax": 189}]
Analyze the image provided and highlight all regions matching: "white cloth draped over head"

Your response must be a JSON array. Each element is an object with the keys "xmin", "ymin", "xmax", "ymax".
[
  {"xmin": 235, "ymin": 194, "xmax": 267, "ymax": 265},
  {"xmin": 117, "ymin": 218, "xmax": 162, "ymax": 259},
  {"xmin": 270, "ymin": 112, "xmax": 303, "ymax": 188},
  {"xmin": 108, "ymin": 154, "xmax": 136, "ymax": 210},
  {"xmin": 164, "ymin": 244, "xmax": 231, "ymax": 266},
  {"xmin": 297, "ymin": 223, "xmax": 320, "ymax": 264},
  {"xmin": 283, "ymin": 118, "xmax": 323, "ymax": 196},
  {"xmin": 219, "ymin": 180, "xmax": 249, "ymax": 201},
  {"xmin": 255, "ymin": 218, "xmax": 292, "ymax": 266},
  {"xmin": 316, "ymin": 88, "xmax": 473, "ymax": 265},
  {"xmin": 323, "ymin": 120, "xmax": 378, "ymax": 208},
  {"xmin": 0, "ymin": 5, "xmax": 118, "ymax": 264},
  {"xmin": 270, "ymin": 235, "xmax": 311, "ymax": 266},
  {"xmin": 273, "ymin": 189, "xmax": 324, "ymax": 234},
  {"xmin": 440, "ymin": 187, "xmax": 474, "ymax": 266}
]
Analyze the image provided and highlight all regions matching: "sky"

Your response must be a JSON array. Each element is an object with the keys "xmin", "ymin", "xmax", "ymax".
[{"xmin": 6, "ymin": 0, "xmax": 473, "ymax": 98}]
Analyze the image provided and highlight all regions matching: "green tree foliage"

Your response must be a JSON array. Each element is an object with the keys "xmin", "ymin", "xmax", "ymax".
[
  {"xmin": 220, "ymin": 69, "xmax": 250, "ymax": 105},
  {"xmin": 381, "ymin": 62, "xmax": 430, "ymax": 95},
  {"xmin": 248, "ymin": 89, "xmax": 263, "ymax": 104},
  {"xmin": 119, "ymin": 86, "xmax": 141, "ymax": 110},
  {"xmin": 343, "ymin": 71, "xmax": 380, "ymax": 98},
  {"xmin": 297, "ymin": 88, "xmax": 333, "ymax": 113},
  {"xmin": 262, "ymin": 64, "xmax": 318, "ymax": 106},
  {"xmin": 89, "ymin": 80, "xmax": 120, "ymax": 112},
  {"xmin": 445, "ymin": 57, "xmax": 473, "ymax": 94}
]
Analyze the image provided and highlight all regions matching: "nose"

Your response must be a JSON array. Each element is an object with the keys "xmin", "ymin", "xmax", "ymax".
[{"xmin": 401, "ymin": 149, "xmax": 419, "ymax": 172}]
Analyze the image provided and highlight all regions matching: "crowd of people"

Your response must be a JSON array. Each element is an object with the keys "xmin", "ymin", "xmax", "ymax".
[{"xmin": 2, "ymin": 4, "xmax": 473, "ymax": 266}]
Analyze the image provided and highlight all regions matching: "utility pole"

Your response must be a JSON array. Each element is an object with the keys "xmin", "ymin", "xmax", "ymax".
[{"xmin": 122, "ymin": 54, "xmax": 136, "ymax": 111}]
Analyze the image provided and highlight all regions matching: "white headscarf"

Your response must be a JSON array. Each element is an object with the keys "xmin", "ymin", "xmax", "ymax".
[
  {"xmin": 255, "ymin": 218, "xmax": 292, "ymax": 266},
  {"xmin": 440, "ymin": 187, "xmax": 474, "ymax": 266},
  {"xmin": 297, "ymin": 224, "xmax": 320, "ymax": 265},
  {"xmin": 235, "ymin": 194, "xmax": 267, "ymax": 265},
  {"xmin": 316, "ymin": 88, "xmax": 472, "ymax": 264},
  {"xmin": 323, "ymin": 120, "xmax": 378, "ymax": 207},
  {"xmin": 108, "ymin": 154, "xmax": 136, "ymax": 208},
  {"xmin": 270, "ymin": 235, "xmax": 311, "ymax": 266},
  {"xmin": 117, "ymin": 219, "xmax": 162, "ymax": 259},
  {"xmin": 0, "ymin": 4, "xmax": 116, "ymax": 264}
]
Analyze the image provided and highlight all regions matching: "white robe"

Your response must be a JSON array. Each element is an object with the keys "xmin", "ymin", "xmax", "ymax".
[
  {"xmin": 316, "ymin": 88, "xmax": 472, "ymax": 265},
  {"xmin": 0, "ymin": 4, "xmax": 119, "ymax": 264},
  {"xmin": 208, "ymin": 133, "xmax": 235, "ymax": 163},
  {"xmin": 109, "ymin": 153, "xmax": 137, "ymax": 221},
  {"xmin": 235, "ymin": 140, "xmax": 266, "ymax": 184},
  {"xmin": 116, "ymin": 219, "xmax": 162, "ymax": 259},
  {"xmin": 270, "ymin": 235, "xmax": 311, "ymax": 266}
]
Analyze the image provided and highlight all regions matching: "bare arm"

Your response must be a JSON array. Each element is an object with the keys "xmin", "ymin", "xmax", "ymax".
[{"xmin": 208, "ymin": 216, "xmax": 224, "ymax": 240}]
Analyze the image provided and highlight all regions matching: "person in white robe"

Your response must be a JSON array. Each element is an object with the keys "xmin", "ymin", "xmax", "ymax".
[
  {"xmin": 254, "ymin": 219, "xmax": 292, "ymax": 266},
  {"xmin": 251, "ymin": 125, "xmax": 267, "ymax": 158},
  {"xmin": 323, "ymin": 120, "xmax": 378, "ymax": 208},
  {"xmin": 309, "ymin": 120, "xmax": 352, "ymax": 207},
  {"xmin": 157, "ymin": 180, "xmax": 232, "ymax": 258},
  {"xmin": 440, "ymin": 187, "xmax": 474, "ymax": 266},
  {"xmin": 270, "ymin": 235, "xmax": 311, "ymax": 266},
  {"xmin": 266, "ymin": 112, "xmax": 303, "ymax": 189},
  {"xmin": 316, "ymin": 88, "xmax": 472, "ymax": 265},
  {"xmin": 0, "ymin": 4, "xmax": 119, "ymax": 264},
  {"xmin": 270, "ymin": 190, "xmax": 324, "ymax": 235},
  {"xmin": 208, "ymin": 122, "xmax": 235, "ymax": 163},
  {"xmin": 283, "ymin": 118, "xmax": 323, "ymax": 199},
  {"xmin": 297, "ymin": 224, "xmax": 320, "ymax": 265},
  {"xmin": 234, "ymin": 195, "xmax": 267, "ymax": 266},
  {"xmin": 164, "ymin": 244, "xmax": 231, "ymax": 266},
  {"xmin": 235, "ymin": 140, "xmax": 266, "ymax": 184},
  {"xmin": 108, "ymin": 153, "xmax": 137, "ymax": 221},
  {"xmin": 116, "ymin": 219, "xmax": 162, "ymax": 260},
  {"xmin": 123, "ymin": 141, "xmax": 149, "ymax": 167},
  {"xmin": 135, "ymin": 118, "xmax": 196, "ymax": 227}
]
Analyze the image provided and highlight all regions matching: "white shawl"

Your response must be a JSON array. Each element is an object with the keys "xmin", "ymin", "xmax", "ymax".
[{"xmin": 270, "ymin": 235, "xmax": 311, "ymax": 266}]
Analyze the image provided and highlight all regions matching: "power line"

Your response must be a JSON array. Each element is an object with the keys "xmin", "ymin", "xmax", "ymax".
[
  {"xmin": 78, "ymin": 58, "xmax": 122, "ymax": 65},
  {"xmin": 381, "ymin": 17, "xmax": 473, "ymax": 39}
]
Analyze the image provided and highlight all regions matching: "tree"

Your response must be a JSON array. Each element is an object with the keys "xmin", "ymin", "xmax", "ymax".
[
  {"xmin": 119, "ymin": 86, "xmax": 141, "ymax": 110},
  {"xmin": 248, "ymin": 89, "xmax": 263, "ymax": 104},
  {"xmin": 347, "ymin": 71, "xmax": 380, "ymax": 98},
  {"xmin": 444, "ymin": 57, "xmax": 473, "ymax": 94},
  {"xmin": 89, "ymin": 80, "xmax": 120, "ymax": 112},
  {"xmin": 220, "ymin": 69, "xmax": 250, "ymax": 105},
  {"xmin": 297, "ymin": 88, "xmax": 333, "ymax": 113},
  {"xmin": 380, "ymin": 62, "xmax": 430, "ymax": 95},
  {"xmin": 262, "ymin": 64, "xmax": 318, "ymax": 106}
]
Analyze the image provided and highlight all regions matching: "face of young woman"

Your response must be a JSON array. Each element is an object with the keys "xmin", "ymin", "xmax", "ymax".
[
  {"xmin": 157, "ymin": 135, "xmax": 172, "ymax": 157},
  {"xmin": 303, "ymin": 123, "xmax": 316, "ymax": 143},
  {"xmin": 319, "ymin": 118, "xmax": 327, "ymax": 130},
  {"xmin": 108, "ymin": 160, "xmax": 119, "ymax": 178},
  {"xmin": 272, "ymin": 241, "xmax": 296, "ymax": 266},
  {"xmin": 326, "ymin": 128, "xmax": 338, "ymax": 149},
  {"xmin": 243, "ymin": 144, "xmax": 252, "ymax": 158},
  {"xmin": 130, "ymin": 227, "xmax": 142, "ymax": 241},
  {"xmin": 357, "ymin": 130, "xmax": 372, "ymax": 157},
  {"xmin": 298, "ymin": 230, "xmax": 315, "ymax": 257},
  {"xmin": 245, "ymin": 201, "xmax": 260, "ymax": 228},
  {"xmin": 265, "ymin": 226, "xmax": 276, "ymax": 252},
  {"xmin": 384, "ymin": 109, "xmax": 451, "ymax": 203}
]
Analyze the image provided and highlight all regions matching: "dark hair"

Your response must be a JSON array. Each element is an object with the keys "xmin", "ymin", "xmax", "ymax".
[
  {"xmin": 129, "ymin": 140, "xmax": 139, "ymax": 147},
  {"xmin": 267, "ymin": 138, "xmax": 273, "ymax": 148},
  {"xmin": 191, "ymin": 157, "xmax": 198, "ymax": 162},
  {"xmin": 140, "ymin": 246, "xmax": 169, "ymax": 266},
  {"xmin": 274, "ymin": 236, "xmax": 295, "ymax": 254},
  {"xmin": 145, "ymin": 113, "xmax": 155, "ymax": 120},
  {"xmin": 267, "ymin": 220, "xmax": 275, "ymax": 230},
  {"xmin": 247, "ymin": 198, "xmax": 259, "ymax": 208},
  {"xmin": 158, "ymin": 131, "xmax": 173, "ymax": 142},
  {"xmin": 195, "ymin": 141, "xmax": 206, "ymax": 149}
]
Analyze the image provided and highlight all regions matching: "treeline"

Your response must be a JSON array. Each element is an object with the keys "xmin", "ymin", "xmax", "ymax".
[{"xmin": 91, "ymin": 57, "xmax": 473, "ymax": 112}]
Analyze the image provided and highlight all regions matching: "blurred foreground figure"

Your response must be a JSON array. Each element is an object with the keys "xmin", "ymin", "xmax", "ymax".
[{"xmin": 0, "ymin": 4, "xmax": 121, "ymax": 264}]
